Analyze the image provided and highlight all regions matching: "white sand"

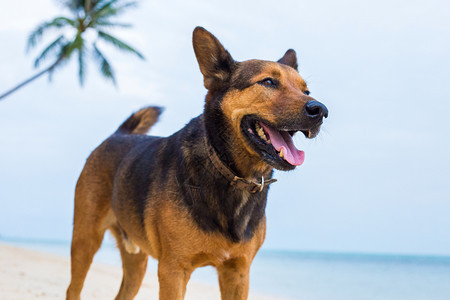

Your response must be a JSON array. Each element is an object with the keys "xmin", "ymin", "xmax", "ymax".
[{"xmin": 0, "ymin": 243, "xmax": 282, "ymax": 299}]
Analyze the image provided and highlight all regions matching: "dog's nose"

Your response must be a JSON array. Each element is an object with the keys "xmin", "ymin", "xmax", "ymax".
[{"xmin": 305, "ymin": 101, "xmax": 328, "ymax": 119}]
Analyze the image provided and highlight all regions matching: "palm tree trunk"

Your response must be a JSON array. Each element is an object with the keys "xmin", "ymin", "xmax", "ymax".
[
  {"xmin": 0, "ymin": 57, "xmax": 63, "ymax": 101},
  {"xmin": 85, "ymin": 0, "xmax": 92, "ymax": 12}
]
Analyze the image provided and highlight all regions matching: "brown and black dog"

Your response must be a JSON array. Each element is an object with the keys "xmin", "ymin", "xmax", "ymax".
[{"xmin": 66, "ymin": 27, "xmax": 328, "ymax": 300}]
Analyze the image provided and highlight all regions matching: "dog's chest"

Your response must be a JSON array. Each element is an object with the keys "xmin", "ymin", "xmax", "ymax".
[
  {"xmin": 196, "ymin": 184, "xmax": 267, "ymax": 242},
  {"xmin": 233, "ymin": 190, "xmax": 250, "ymax": 217}
]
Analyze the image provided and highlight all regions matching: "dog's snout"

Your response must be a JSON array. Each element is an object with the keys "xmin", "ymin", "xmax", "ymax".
[{"xmin": 305, "ymin": 101, "xmax": 328, "ymax": 119}]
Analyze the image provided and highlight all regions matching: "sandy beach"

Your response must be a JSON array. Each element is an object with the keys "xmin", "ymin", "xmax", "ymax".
[{"xmin": 0, "ymin": 243, "xmax": 281, "ymax": 300}]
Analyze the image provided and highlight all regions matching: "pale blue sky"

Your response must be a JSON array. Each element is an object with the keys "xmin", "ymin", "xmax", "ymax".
[{"xmin": 0, "ymin": 0, "xmax": 449, "ymax": 256}]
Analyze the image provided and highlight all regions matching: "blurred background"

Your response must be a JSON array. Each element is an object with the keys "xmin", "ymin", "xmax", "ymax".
[{"xmin": 1, "ymin": 0, "xmax": 449, "ymax": 299}]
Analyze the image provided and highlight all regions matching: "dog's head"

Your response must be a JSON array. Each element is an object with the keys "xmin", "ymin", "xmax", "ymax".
[{"xmin": 193, "ymin": 27, "xmax": 328, "ymax": 173}]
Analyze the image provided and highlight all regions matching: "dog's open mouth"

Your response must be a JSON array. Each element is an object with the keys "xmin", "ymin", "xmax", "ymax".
[{"xmin": 242, "ymin": 116, "xmax": 311, "ymax": 169}]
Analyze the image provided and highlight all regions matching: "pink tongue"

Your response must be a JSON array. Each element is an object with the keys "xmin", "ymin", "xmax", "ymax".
[{"xmin": 260, "ymin": 123, "xmax": 305, "ymax": 166}]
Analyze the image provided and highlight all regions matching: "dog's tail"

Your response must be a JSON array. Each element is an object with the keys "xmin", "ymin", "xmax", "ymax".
[{"xmin": 115, "ymin": 106, "xmax": 163, "ymax": 135}]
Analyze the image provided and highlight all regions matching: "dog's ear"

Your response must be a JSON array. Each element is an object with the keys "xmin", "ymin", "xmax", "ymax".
[
  {"xmin": 193, "ymin": 27, "xmax": 236, "ymax": 90},
  {"xmin": 278, "ymin": 49, "xmax": 298, "ymax": 71}
]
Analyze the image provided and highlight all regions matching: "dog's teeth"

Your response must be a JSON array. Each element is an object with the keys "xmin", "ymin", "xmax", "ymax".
[
  {"xmin": 308, "ymin": 131, "xmax": 312, "ymax": 138},
  {"xmin": 257, "ymin": 127, "xmax": 264, "ymax": 136},
  {"xmin": 258, "ymin": 130, "xmax": 265, "ymax": 139},
  {"xmin": 256, "ymin": 124, "xmax": 268, "ymax": 142},
  {"xmin": 279, "ymin": 148, "xmax": 284, "ymax": 158}
]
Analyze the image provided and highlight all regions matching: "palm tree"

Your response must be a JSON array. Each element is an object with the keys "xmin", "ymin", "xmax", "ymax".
[{"xmin": 0, "ymin": 0, "xmax": 144, "ymax": 101}]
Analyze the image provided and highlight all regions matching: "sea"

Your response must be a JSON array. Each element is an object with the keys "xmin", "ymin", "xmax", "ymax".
[{"xmin": 2, "ymin": 237, "xmax": 450, "ymax": 300}]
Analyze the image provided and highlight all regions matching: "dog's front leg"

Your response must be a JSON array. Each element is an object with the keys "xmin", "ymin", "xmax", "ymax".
[
  {"xmin": 217, "ymin": 257, "xmax": 251, "ymax": 300},
  {"xmin": 158, "ymin": 260, "xmax": 192, "ymax": 300}
]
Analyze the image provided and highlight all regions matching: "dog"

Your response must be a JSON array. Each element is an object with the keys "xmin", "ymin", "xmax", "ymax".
[{"xmin": 66, "ymin": 26, "xmax": 328, "ymax": 300}]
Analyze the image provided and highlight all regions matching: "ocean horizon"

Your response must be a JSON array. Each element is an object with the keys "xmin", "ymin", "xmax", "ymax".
[{"xmin": 2, "ymin": 236, "xmax": 450, "ymax": 300}]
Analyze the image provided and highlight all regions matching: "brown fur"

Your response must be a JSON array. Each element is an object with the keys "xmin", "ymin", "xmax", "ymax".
[{"xmin": 66, "ymin": 27, "xmax": 327, "ymax": 300}]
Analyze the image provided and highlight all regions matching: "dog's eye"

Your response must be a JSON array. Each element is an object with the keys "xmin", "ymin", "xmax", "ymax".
[
  {"xmin": 258, "ymin": 78, "xmax": 277, "ymax": 88},
  {"xmin": 304, "ymin": 90, "xmax": 310, "ymax": 95}
]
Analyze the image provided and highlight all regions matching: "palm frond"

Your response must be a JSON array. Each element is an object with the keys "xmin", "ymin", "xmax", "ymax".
[
  {"xmin": 58, "ymin": 0, "xmax": 84, "ymax": 13},
  {"xmin": 34, "ymin": 35, "xmax": 67, "ymax": 68},
  {"xmin": 47, "ymin": 33, "xmax": 83, "ymax": 82},
  {"xmin": 64, "ymin": 33, "xmax": 85, "ymax": 58},
  {"xmin": 57, "ymin": 0, "xmax": 99, "ymax": 16},
  {"xmin": 91, "ymin": 0, "xmax": 119, "ymax": 12},
  {"xmin": 27, "ymin": 17, "xmax": 76, "ymax": 52},
  {"xmin": 92, "ymin": 0, "xmax": 137, "ymax": 20},
  {"xmin": 53, "ymin": 17, "xmax": 77, "ymax": 27},
  {"xmin": 92, "ymin": 43, "xmax": 116, "ymax": 85},
  {"xmin": 97, "ymin": 30, "xmax": 144, "ymax": 59},
  {"xmin": 93, "ymin": 20, "xmax": 132, "ymax": 28},
  {"xmin": 78, "ymin": 46, "xmax": 86, "ymax": 86},
  {"xmin": 48, "ymin": 42, "xmax": 72, "ymax": 81},
  {"xmin": 73, "ymin": 0, "xmax": 110, "ymax": 12},
  {"xmin": 86, "ymin": 0, "xmax": 136, "ymax": 29}
]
